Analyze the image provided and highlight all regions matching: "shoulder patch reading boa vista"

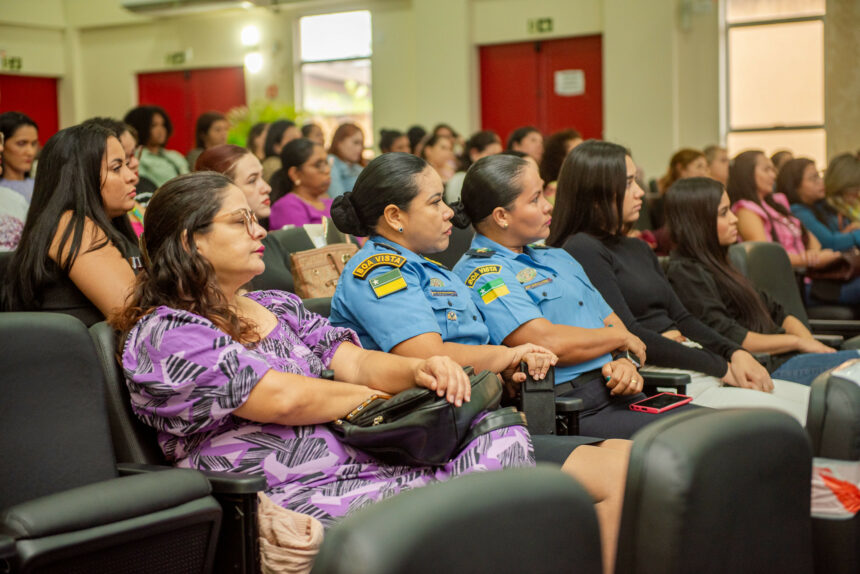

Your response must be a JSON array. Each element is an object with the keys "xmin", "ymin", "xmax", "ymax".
[{"xmin": 353, "ymin": 253, "xmax": 407, "ymax": 279}]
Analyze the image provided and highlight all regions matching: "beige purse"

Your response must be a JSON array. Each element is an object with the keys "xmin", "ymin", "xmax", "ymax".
[{"xmin": 289, "ymin": 243, "xmax": 358, "ymax": 299}]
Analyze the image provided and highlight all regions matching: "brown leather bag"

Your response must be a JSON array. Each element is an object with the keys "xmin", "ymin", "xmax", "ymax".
[{"xmin": 289, "ymin": 243, "xmax": 358, "ymax": 299}]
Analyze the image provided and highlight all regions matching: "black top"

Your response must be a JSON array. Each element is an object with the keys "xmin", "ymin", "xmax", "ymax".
[
  {"xmin": 15, "ymin": 233, "xmax": 141, "ymax": 328},
  {"xmin": 248, "ymin": 227, "xmax": 316, "ymax": 293},
  {"xmin": 563, "ymin": 233, "xmax": 742, "ymax": 378},
  {"xmin": 665, "ymin": 255, "xmax": 787, "ymax": 345}
]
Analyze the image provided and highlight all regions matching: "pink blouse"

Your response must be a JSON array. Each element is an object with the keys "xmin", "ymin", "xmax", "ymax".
[
  {"xmin": 732, "ymin": 193, "xmax": 805, "ymax": 254},
  {"xmin": 269, "ymin": 193, "xmax": 333, "ymax": 231}
]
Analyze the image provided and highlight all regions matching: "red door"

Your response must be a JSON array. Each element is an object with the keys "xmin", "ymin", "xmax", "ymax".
[
  {"xmin": 479, "ymin": 35, "xmax": 603, "ymax": 143},
  {"xmin": 0, "ymin": 75, "xmax": 59, "ymax": 145},
  {"xmin": 137, "ymin": 67, "xmax": 246, "ymax": 155}
]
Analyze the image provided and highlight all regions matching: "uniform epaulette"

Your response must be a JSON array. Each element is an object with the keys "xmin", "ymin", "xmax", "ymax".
[
  {"xmin": 422, "ymin": 256, "xmax": 448, "ymax": 269},
  {"xmin": 373, "ymin": 241, "xmax": 402, "ymax": 254},
  {"xmin": 466, "ymin": 248, "xmax": 496, "ymax": 258}
]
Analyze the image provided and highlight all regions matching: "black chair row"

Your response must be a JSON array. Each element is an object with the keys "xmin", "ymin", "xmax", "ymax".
[{"xmin": 3, "ymin": 311, "xmax": 829, "ymax": 574}]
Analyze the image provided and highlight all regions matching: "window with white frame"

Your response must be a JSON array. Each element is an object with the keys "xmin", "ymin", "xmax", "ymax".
[
  {"xmin": 298, "ymin": 11, "xmax": 373, "ymax": 147},
  {"xmin": 724, "ymin": 0, "xmax": 826, "ymax": 166}
]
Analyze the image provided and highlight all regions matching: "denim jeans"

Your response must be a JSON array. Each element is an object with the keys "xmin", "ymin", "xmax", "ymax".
[{"xmin": 771, "ymin": 350, "xmax": 860, "ymax": 386}]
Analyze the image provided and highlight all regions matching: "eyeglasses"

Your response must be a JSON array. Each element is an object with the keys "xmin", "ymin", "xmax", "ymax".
[{"xmin": 211, "ymin": 208, "xmax": 260, "ymax": 237}]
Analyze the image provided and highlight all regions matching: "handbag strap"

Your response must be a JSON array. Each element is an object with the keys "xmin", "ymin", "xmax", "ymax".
[{"xmin": 459, "ymin": 406, "xmax": 526, "ymax": 447}]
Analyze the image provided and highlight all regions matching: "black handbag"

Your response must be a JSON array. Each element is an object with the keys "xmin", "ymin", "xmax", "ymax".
[{"xmin": 330, "ymin": 369, "xmax": 526, "ymax": 466}]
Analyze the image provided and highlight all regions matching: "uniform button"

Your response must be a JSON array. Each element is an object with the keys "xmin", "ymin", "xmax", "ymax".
[
  {"xmin": 472, "ymin": 315, "xmax": 478, "ymax": 321},
  {"xmin": 542, "ymin": 291, "xmax": 547, "ymax": 296},
  {"xmin": 553, "ymin": 273, "xmax": 557, "ymax": 277},
  {"xmin": 579, "ymin": 301, "xmax": 584, "ymax": 306},
  {"xmin": 448, "ymin": 299, "xmax": 453, "ymax": 306}
]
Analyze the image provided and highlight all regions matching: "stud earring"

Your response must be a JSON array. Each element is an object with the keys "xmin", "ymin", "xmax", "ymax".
[
  {"xmin": 503, "ymin": 222, "xmax": 509, "ymax": 229},
  {"xmin": 398, "ymin": 227, "xmax": 404, "ymax": 233},
  {"xmin": 294, "ymin": 180, "xmax": 302, "ymax": 186}
]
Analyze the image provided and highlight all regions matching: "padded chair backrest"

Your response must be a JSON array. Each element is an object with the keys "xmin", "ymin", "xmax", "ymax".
[
  {"xmin": 730, "ymin": 241, "xmax": 810, "ymax": 324},
  {"xmin": 616, "ymin": 408, "xmax": 813, "ymax": 574},
  {"xmin": 89, "ymin": 321, "xmax": 166, "ymax": 466},
  {"xmin": 432, "ymin": 225, "xmax": 474, "ymax": 270},
  {"xmin": 0, "ymin": 313, "xmax": 118, "ymax": 509},
  {"xmin": 726, "ymin": 243, "xmax": 749, "ymax": 277},
  {"xmin": 807, "ymin": 363, "xmax": 860, "ymax": 460},
  {"xmin": 311, "ymin": 465, "xmax": 602, "ymax": 574}
]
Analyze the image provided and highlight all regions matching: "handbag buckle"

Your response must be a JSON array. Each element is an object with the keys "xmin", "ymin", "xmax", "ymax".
[{"xmin": 372, "ymin": 415, "xmax": 384, "ymax": 426}]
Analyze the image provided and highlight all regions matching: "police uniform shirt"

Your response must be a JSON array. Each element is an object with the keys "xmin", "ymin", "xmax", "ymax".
[
  {"xmin": 452, "ymin": 233, "xmax": 613, "ymax": 382},
  {"xmin": 330, "ymin": 236, "xmax": 491, "ymax": 351}
]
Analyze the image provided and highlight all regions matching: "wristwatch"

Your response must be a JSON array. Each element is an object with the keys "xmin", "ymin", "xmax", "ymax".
[{"xmin": 612, "ymin": 350, "xmax": 641, "ymax": 368}]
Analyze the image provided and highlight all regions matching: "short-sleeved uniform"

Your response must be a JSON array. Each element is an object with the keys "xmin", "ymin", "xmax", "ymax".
[
  {"xmin": 454, "ymin": 234, "xmax": 700, "ymax": 439},
  {"xmin": 330, "ymin": 237, "xmax": 490, "ymax": 351},
  {"xmin": 452, "ymin": 234, "xmax": 613, "ymax": 383},
  {"xmin": 123, "ymin": 290, "xmax": 533, "ymax": 527}
]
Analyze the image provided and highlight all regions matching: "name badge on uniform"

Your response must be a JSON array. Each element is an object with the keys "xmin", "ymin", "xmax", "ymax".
[
  {"xmin": 524, "ymin": 277, "xmax": 553, "ymax": 290},
  {"xmin": 478, "ymin": 277, "xmax": 510, "ymax": 304},
  {"xmin": 370, "ymin": 268, "xmax": 407, "ymax": 298},
  {"xmin": 430, "ymin": 290, "xmax": 458, "ymax": 297}
]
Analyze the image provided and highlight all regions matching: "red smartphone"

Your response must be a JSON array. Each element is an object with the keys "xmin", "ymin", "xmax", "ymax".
[{"xmin": 629, "ymin": 392, "xmax": 693, "ymax": 414}]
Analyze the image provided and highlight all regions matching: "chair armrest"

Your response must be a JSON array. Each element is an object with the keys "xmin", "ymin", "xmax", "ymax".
[
  {"xmin": 813, "ymin": 334, "xmax": 844, "ymax": 348},
  {"xmin": 554, "ymin": 397, "xmax": 584, "ymax": 413},
  {"xmin": 809, "ymin": 319, "xmax": 860, "ymax": 337},
  {"xmin": 117, "ymin": 462, "xmax": 267, "ymax": 495},
  {"xmin": 1, "ymin": 469, "xmax": 211, "ymax": 539},
  {"xmin": 641, "ymin": 371, "xmax": 691, "ymax": 395}
]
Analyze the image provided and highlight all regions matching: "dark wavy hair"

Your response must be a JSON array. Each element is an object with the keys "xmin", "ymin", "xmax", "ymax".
[
  {"xmin": 665, "ymin": 178, "xmax": 777, "ymax": 333},
  {"xmin": 269, "ymin": 138, "xmax": 319, "ymax": 206},
  {"xmin": 194, "ymin": 111, "xmax": 227, "ymax": 149},
  {"xmin": 547, "ymin": 140, "xmax": 630, "ymax": 246},
  {"xmin": 0, "ymin": 111, "xmax": 39, "ymax": 178},
  {"xmin": 728, "ymin": 150, "xmax": 808, "ymax": 245},
  {"xmin": 456, "ymin": 154, "xmax": 529, "ymax": 230},
  {"xmin": 540, "ymin": 129, "xmax": 581, "ymax": 185},
  {"xmin": 263, "ymin": 120, "xmax": 296, "ymax": 159},
  {"xmin": 506, "ymin": 126, "xmax": 541, "ymax": 150},
  {"xmin": 379, "ymin": 128, "xmax": 406, "ymax": 153},
  {"xmin": 123, "ymin": 106, "xmax": 173, "ymax": 148},
  {"xmin": 777, "ymin": 158, "xmax": 832, "ymax": 224},
  {"xmin": 2, "ymin": 122, "xmax": 136, "ymax": 311},
  {"xmin": 110, "ymin": 172, "xmax": 260, "ymax": 346},
  {"xmin": 330, "ymin": 152, "xmax": 428, "ymax": 237},
  {"xmin": 459, "ymin": 130, "xmax": 501, "ymax": 171}
]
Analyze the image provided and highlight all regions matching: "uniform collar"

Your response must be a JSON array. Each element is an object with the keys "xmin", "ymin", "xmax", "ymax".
[
  {"xmin": 471, "ymin": 233, "xmax": 541, "ymax": 263},
  {"xmin": 368, "ymin": 235, "xmax": 443, "ymax": 267}
]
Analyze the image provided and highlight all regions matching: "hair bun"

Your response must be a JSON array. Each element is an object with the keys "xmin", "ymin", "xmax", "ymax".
[
  {"xmin": 331, "ymin": 192, "xmax": 370, "ymax": 237},
  {"xmin": 449, "ymin": 200, "xmax": 472, "ymax": 229}
]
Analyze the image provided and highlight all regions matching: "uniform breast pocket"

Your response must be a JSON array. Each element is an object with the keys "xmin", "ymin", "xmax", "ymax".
[
  {"xmin": 524, "ymin": 276, "xmax": 562, "ymax": 305},
  {"xmin": 428, "ymin": 294, "xmax": 471, "ymax": 342}
]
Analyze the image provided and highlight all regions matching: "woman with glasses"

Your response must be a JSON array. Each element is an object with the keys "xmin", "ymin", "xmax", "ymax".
[
  {"xmin": 784, "ymin": 155, "xmax": 860, "ymax": 251},
  {"xmin": 110, "ymin": 171, "xmax": 532, "ymax": 531},
  {"xmin": 268, "ymin": 138, "xmax": 333, "ymax": 230},
  {"xmin": 1, "ymin": 120, "xmax": 140, "ymax": 327}
]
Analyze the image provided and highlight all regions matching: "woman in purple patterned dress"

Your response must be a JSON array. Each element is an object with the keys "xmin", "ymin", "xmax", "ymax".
[{"xmin": 112, "ymin": 172, "xmax": 536, "ymax": 526}]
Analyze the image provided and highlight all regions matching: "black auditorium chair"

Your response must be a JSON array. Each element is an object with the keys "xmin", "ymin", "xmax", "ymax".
[
  {"xmin": 0, "ymin": 312, "xmax": 222, "ymax": 574},
  {"xmin": 311, "ymin": 466, "xmax": 603, "ymax": 574},
  {"xmin": 806, "ymin": 362, "xmax": 860, "ymax": 574},
  {"xmin": 89, "ymin": 321, "xmax": 266, "ymax": 574},
  {"xmin": 615, "ymin": 408, "xmax": 813, "ymax": 574},
  {"xmin": 249, "ymin": 227, "xmax": 316, "ymax": 292},
  {"xmin": 728, "ymin": 242, "xmax": 860, "ymax": 347},
  {"xmin": 432, "ymin": 224, "xmax": 474, "ymax": 270}
]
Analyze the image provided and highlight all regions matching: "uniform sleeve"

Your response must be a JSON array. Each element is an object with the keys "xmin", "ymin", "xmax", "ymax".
[
  {"xmin": 666, "ymin": 259, "xmax": 750, "ymax": 345},
  {"xmin": 565, "ymin": 234, "xmax": 731, "ymax": 378},
  {"xmin": 461, "ymin": 263, "xmax": 543, "ymax": 345},
  {"xmin": 334, "ymin": 262, "xmax": 443, "ymax": 352},
  {"xmin": 122, "ymin": 309, "xmax": 272, "ymax": 438}
]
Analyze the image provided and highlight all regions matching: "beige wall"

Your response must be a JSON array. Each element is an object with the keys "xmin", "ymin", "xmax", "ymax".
[{"xmin": 825, "ymin": 0, "xmax": 860, "ymax": 159}]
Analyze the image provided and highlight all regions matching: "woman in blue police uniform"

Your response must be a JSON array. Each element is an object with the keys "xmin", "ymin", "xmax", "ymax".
[
  {"xmin": 329, "ymin": 153, "xmax": 631, "ymax": 573},
  {"xmin": 452, "ymin": 153, "xmax": 699, "ymax": 439}
]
